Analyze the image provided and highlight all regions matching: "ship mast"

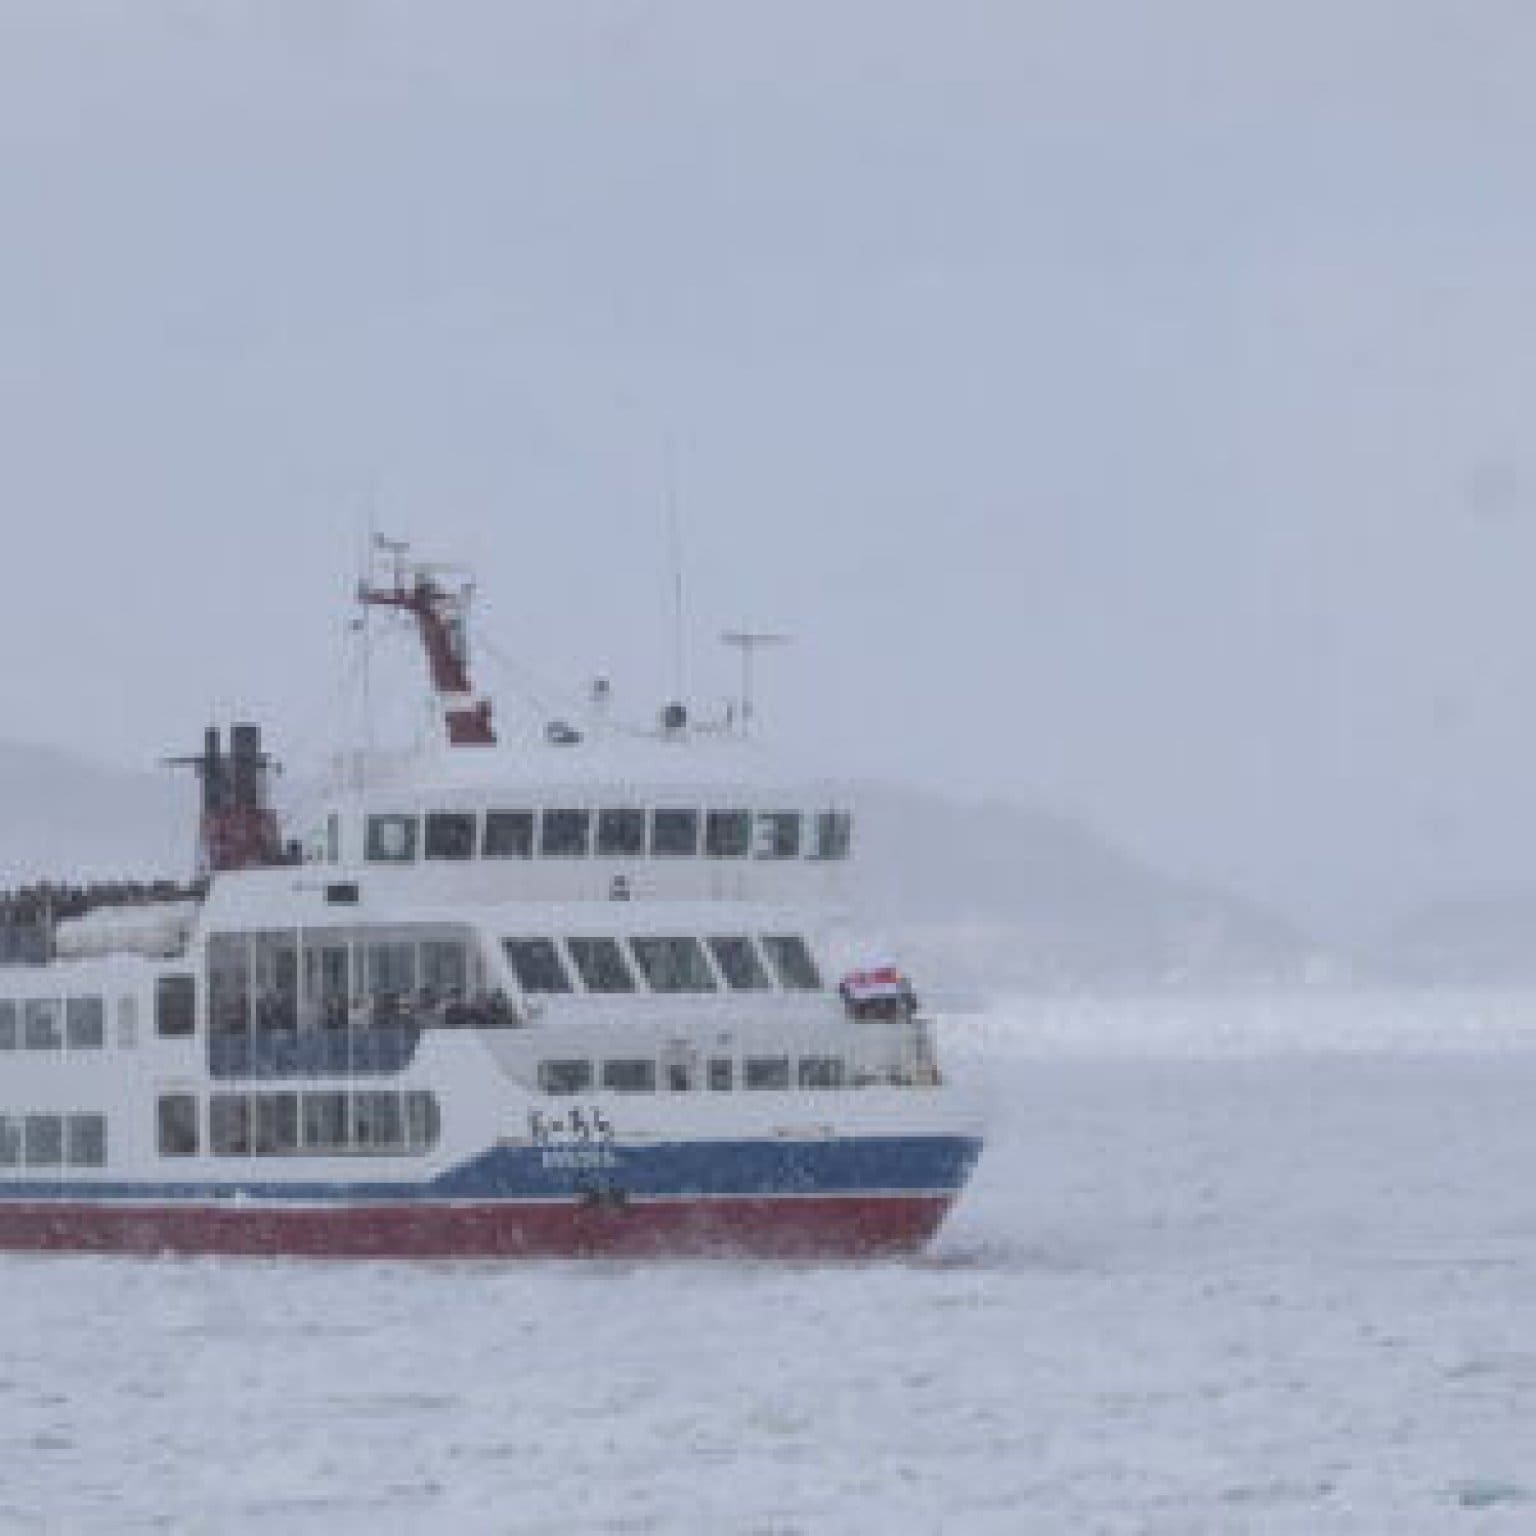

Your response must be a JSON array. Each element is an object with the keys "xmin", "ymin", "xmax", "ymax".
[{"xmin": 356, "ymin": 537, "xmax": 497, "ymax": 747}]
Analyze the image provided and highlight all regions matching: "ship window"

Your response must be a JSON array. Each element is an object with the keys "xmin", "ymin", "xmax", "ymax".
[
  {"xmin": 116, "ymin": 996, "xmax": 138, "ymax": 1048},
  {"xmin": 798, "ymin": 1056, "xmax": 846, "ymax": 1089},
  {"xmin": 405, "ymin": 1090, "xmax": 441, "ymax": 1149},
  {"xmin": 597, "ymin": 808, "xmax": 645, "ymax": 857},
  {"xmin": 156, "ymin": 973, "xmax": 197, "ymax": 1037},
  {"xmin": 66, "ymin": 997, "xmax": 105, "ymax": 1050},
  {"xmin": 253, "ymin": 1093, "xmax": 300, "ymax": 1155},
  {"xmin": 539, "ymin": 1059, "xmax": 594, "ymax": 1095},
  {"xmin": 706, "ymin": 937, "xmax": 771, "ymax": 992},
  {"xmin": 352, "ymin": 1091, "xmax": 405, "ymax": 1151},
  {"xmin": 211, "ymin": 1094, "xmax": 251, "ymax": 1157},
  {"xmin": 744, "ymin": 1057, "xmax": 791, "ymax": 1091},
  {"xmin": 708, "ymin": 1058, "xmax": 733, "ymax": 1092},
  {"xmin": 207, "ymin": 937, "xmax": 249, "ymax": 1035},
  {"xmin": 754, "ymin": 812, "xmax": 802, "ymax": 859},
  {"xmin": 705, "ymin": 810, "xmax": 752, "ymax": 858},
  {"xmin": 565, "ymin": 938, "xmax": 636, "ymax": 994},
  {"xmin": 158, "ymin": 1095, "xmax": 198, "ymax": 1157},
  {"xmin": 0, "ymin": 1116, "xmax": 19, "ymax": 1166},
  {"xmin": 0, "ymin": 1000, "xmax": 15, "ymax": 1050},
  {"xmin": 421, "ymin": 941, "xmax": 468, "ymax": 998},
  {"xmin": 666, "ymin": 1062, "xmax": 691, "ymax": 1092},
  {"xmin": 541, "ymin": 809, "xmax": 591, "ymax": 857},
  {"xmin": 762, "ymin": 936, "xmax": 822, "ymax": 991},
  {"xmin": 326, "ymin": 812, "xmax": 341, "ymax": 863},
  {"xmin": 24, "ymin": 1114, "xmax": 62, "ymax": 1167},
  {"xmin": 503, "ymin": 939, "xmax": 573, "ymax": 995},
  {"xmin": 67, "ymin": 1113, "xmax": 106, "ymax": 1167},
  {"xmin": 23, "ymin": 999, "xmax": 62, "ymax": 1050},
  {"xmin": 651, "ymin": 809, "xmax": 699, "ymax": 857},
  {"xmin": 484, "ymin": 810, "xmax": 535, "ymax": 858},
  {"xmin": 813, "ymin": 811, "xmax": 853, "ymax": 861},
  {"xmin": 425, "ymin": 811, "xmax": 477, "ymax": 861},
  {"xmin": 366, "ymin": 814, "xmax": 419, "ymax": 863},
  {"xmin": 367, "ymin": 941, "xmax": 417, "ymax": 998},
  {"xmin": 627, "ymin": 937, "xmax": 717, "ymax": 994},
  {"xmin": 601, "ymin": 1059, "xmax": 656, "ymax": 1094},
  {"xmin": 302, "ymin": 1092, "xmax": 348, "ymax": 1150}
]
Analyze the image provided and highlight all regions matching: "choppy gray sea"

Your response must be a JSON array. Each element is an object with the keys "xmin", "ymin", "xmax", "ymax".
[{"xmin": 3, "ymin": 991, "xmax": 1536, "ymax": 1534}]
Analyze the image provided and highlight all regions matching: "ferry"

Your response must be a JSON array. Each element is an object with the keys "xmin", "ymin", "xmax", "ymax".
[{"xmin": 0, "ymin": 545, "xmax": 982, "ymax": 1257}]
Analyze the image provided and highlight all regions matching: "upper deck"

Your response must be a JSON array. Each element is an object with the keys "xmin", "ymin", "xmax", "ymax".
[{"xmin": 301, "ymin": 729, "xmax": 857, "ymax": 909}]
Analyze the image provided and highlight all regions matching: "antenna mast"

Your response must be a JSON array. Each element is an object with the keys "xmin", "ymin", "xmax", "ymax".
[
  {"xmin": 720, "ymin": 630, "xmax": 791, "ymax": 738},
  {"xmin": 357, "ymin": 535, "xmax": 497, "ymax": 748}
]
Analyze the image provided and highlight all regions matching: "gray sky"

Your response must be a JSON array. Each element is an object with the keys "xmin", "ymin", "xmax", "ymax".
[{"xmin": 3, "ymin": 1, "xmax": 1536, "ymax": 934}]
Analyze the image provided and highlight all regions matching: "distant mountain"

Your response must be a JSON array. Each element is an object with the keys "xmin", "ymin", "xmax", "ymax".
[
  {"xmin": 0, "ymin": 740, "xmax": 1332, "ymax": 992},
  {"xmin": 850, "ymin": 784, "xmax": 1336, "ymax": 995},
  {"xmin": 1377, "ymin": 889, "xmax": 1536, "ymax": 985}
]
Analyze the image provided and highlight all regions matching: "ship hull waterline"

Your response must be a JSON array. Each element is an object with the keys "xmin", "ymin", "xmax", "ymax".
[{"xmin": 0, "ymin": 1191, "xmax": 956, "ymax": 1259}]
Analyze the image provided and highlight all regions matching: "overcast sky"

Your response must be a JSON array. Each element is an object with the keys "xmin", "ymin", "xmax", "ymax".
[{"xmin": 3, "ymin": 1, "xmax": 1536, "ymax": 933}]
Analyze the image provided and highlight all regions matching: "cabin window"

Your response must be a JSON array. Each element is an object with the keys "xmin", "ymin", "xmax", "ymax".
[
  {"xmin": 366, "ymin": 814, "xmax": 419, "ymax": 863},
  {"xmin": 799, "ymin": 1057, "xmax": 846, "ymax": 1089},
  {"xmin": 565, "ymin": 938, "xmax": 636, "ymax": 994},
  {"xmin": 754, "ymin": 812, "xmax": 802, "ymax": 859},
  {"xmin": 24, "ymin": 1114, "xmax": 63, "ymax": 1167},
  {"xmin": 651, "ymin": 808, "xmax": 700, "ymax": 857},
  {"xmin": 405, "ymin": 1090, "xmax": 441, "ymax": 1149},
  {"xmin": 66, "ymin": 997, "xmax": 105, "ymax": 1050},
  {"xmin": 156, "ymin": 974, "xmax": 197, "ymax": 1037},
  {"xmin": 421, "ymin": 940, "xmax": 468, "ymax": 998},
  {"xmin": 302, "ymin": 1092, "xmax": 349, "ymax": 1150},
  {"xmin": 762, "ymin": 936, "xmax": 822, "ymax": 991},
  {"xmin": 601, "ymin": 1059, "xmax": 656, "ymax": 1094},
  {"xmin": 254, "ymin": 1093, "xmax": 300, "ymax": 1155},
  {"xmin": 665, "ymin": 1062, "xmax": 691, "ymax": 1092},
  {"xmin": 424, "ymin": 811, "xmax": 477, "ymax": 861},
  {"xmin": 211, "ymin": 1095, "xmax": 251, "ymax": 1157},
  {"xmin": 0, "ymin": 1000, "xmax": 15, "ymax": 1050},
  {"xmin": 540, "ymin": 809, "xmax": 591, "ymax": 857},
  {"xmin": 367, "ymin": 942, "xmax": 417, "ymax": 999},
  {"xmin": 352, "ymin": 1091, "xmax": 405, "ymax": 1151},
  {"xmin": 707, "ymin": 937, "xmax": 771, "ymax": 991},
  {"xmin": 705, "ymin": 810, "xmax": 752, "ymax": 858},
  {"xmin": 813, "ymin": 811, "xmax": 853, "ymax": 861},
  {"xmin": 596, "ymin": 808, "xmax": 645, "ymax": 857},
  {"xmin": 503, "ymin": 939, "xmax": 573, "ymax": 995},
  {"xmin": 158, "ymin": 1095, "xmax": 198, "ymax": 1157},
  {"xmin": 0, "ymin": 1116, "xmax": 19, "ymax": 1166},
  {"xmin": 207, "ymin": 936, "xmax": 249, "ymax": 1035},
  {"xmin": 325, "ymin": 812, "xmax": 341, "ymax": 863},
  {"xmin": 116, "ymin": 996, "xmax": 138, "ymax": 1049},
  {"xmin": 67, "ymin": 1113, "xmax": 107, "ymax": 1167},
  {"xmin": 708, "ymin": 1058, "xmax": 733, "ymax": 1092},
  {"xmin": 627, "ymin": 937, "xmax": 717, "ymax": 994},
  {"xmin": 539, "ymin": 1059, "xmax": 594, "ymax": 1095},
  {"xmin": 744, "ymin": 1057, "xmax": 791, "ymax": 1091},
  {"xmin": 24, "ymin": 999, "xmax": 62, "ymax": 1051},
  {"xmin": 484, "ymin": 810, "xmax": 535, "ymax": 858}
]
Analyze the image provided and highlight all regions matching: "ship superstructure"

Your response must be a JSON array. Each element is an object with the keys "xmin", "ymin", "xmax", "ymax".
[{"xmin": 0, "ymin": 545, "xmax": 981, "ymax": 1257}]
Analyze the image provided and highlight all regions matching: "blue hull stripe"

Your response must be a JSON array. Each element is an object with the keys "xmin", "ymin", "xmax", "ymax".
[{"xmin": 0, "ymin": 1134, "xmax": 983, "ymax": 1205}]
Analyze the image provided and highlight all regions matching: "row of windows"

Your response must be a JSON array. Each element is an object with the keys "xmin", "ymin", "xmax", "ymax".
[
  {"xmin": 0, "ymin": 1113, "xmax": 107, "ymax": 1169},
  {"xmin": 0, "ymin": 997, "xmax": 106, "ymax": 1051},
  {"xmin": 156, "ymin": 1090, "xmax": 443, "ymax": 1158},
  {"xmin": 502, "ymin": 934, "xmax": 821, "ymax": 997},
  {"xmin": 538, "ymin": 1056, "xmax": 847, "ymax": 1095},
  {"xmin": 365, "ymin": 808, "xmax": 852, "ymax": 865}
]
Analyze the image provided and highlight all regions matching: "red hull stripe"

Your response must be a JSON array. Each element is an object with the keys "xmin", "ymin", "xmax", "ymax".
[{"xmin": 0, "ymin": 1193, "xmax": 954, "ymax": 1259}]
